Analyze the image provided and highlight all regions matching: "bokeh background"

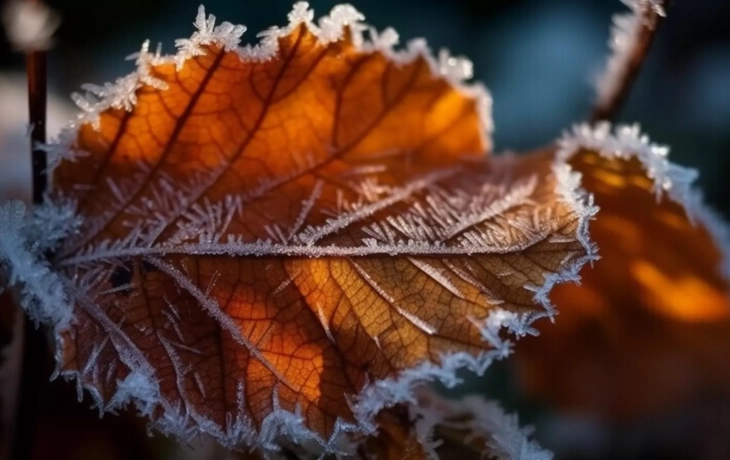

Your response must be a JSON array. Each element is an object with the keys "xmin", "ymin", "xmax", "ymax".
[{"xmin": 1, "ymin": 0, "xmax": 729, "ymax": 459}]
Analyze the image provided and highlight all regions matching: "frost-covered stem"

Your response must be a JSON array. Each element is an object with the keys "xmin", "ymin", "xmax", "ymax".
[
  {"xmin": 13, "ymin": 2, "xmax": 50, "ymax": 458},
  {"xmin": 591, "ymin": 0, "xmax": 669, "ymax": 122}
]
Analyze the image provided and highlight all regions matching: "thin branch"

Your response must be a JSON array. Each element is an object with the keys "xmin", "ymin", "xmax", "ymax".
[
  {"xmin": 2, "ymin": 0, "xmax": 59, "ymax": 201},
  {"xmin": 590, "ymin": 0, "xmax": 670, "ymax": 122},
  {"xmin": 27, "ymin": 48, "xmax": 48, "ymax": 204},
  {"xmin": 14, "ymin": 41, "xmax": 49, "ymax": 459},
  {"xmin": 16, "ymin": 0, "xmax": 50, "ymax": 452},
  {"xmin": 2, "ymin": 1, "xmax": 59, "ymax": 458}
]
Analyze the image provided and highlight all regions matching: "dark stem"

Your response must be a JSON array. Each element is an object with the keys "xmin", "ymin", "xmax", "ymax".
[
  {"xmin": 11, "ymin": 317, "xmax": 47, "ymax": 460},
  {"xmin": 590, "ymin": 1, "xmax": 670, "ymax": 122},
  {"xmin": 27, "ymin": 49, "xmax": 48, "ymax": 205},
  {"xmin": 12, "ymin": 2, "xmax": 51, "ymax": 458}
]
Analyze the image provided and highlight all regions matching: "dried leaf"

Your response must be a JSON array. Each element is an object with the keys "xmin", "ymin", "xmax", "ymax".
[
  {"xmin": 34, "ymin": 3, "xmax": 593, "ymax": 452},
  {"xmin": 516, "ymin": 123, "xmax": 730, "ymax": 419}
]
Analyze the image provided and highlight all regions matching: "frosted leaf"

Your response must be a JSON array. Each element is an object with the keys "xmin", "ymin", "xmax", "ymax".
[{"xmin": 10, "ymin": 3, "xmax": 596, "ymax": 456}]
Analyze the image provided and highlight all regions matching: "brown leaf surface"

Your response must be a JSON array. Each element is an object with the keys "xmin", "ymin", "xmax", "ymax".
[
  {"xmin": 49, "ymin": 7, "xmax": 590, "ymax": 446},
  {"xmin": 516, "ymin": 146, "xmax": 730, "ymax": 419}
]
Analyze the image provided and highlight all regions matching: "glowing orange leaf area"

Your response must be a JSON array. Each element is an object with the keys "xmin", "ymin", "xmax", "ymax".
[
  {"xmin": 516, "ymin": 150, "xmax": 730, "ymax": 419},
  {"xmin": 50, "ymin": 16, "xmax": 588, "ymax": 441}
]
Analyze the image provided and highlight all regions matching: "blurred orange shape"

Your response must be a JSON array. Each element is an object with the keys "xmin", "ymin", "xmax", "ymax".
[{"xmin": 516, "ymin": 125, "xmax": 730, "ymax": 420}]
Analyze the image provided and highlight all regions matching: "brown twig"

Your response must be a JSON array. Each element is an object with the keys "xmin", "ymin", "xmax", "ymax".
[
  {"xmin": 12, "ymin": 57, "xmax": 48, "ymax": 460},
  {"xmin": 590, "ymin": 0, "xmax": 670, "ymax": 122},
  {"xmin": 4, "ymin": 0, "xmax": 56, "ymax": 458},
  {"xmin": 27, "ymin": 48, "xmax": 48, "ymax": 204}
]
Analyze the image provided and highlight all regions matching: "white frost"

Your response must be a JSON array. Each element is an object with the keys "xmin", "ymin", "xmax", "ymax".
[
  {"xmin": 0, "ymin": 201, "xmax": 75, "ymax": 329},
  {"xmin": 70, "ymin": 40, "xmax": 169, "ymax": 130},
  {"xmin": 174, "ymin": 5, "xmax": 247, "ymax": 67},
  {"xmin": 410, "ymin": 391, "xmax": 552, "ymax": 460},
  {"xmin": 108, "ymin": 368, "xmax": 161, "ymax": 416}
]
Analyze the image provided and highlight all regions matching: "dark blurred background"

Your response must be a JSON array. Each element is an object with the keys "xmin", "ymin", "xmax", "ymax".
[{"xmin": 1, "ymin": 0, "xmax": 729, "ymax": 458}]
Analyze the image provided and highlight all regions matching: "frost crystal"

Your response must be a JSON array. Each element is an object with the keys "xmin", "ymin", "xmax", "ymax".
[
  {"xmin": 108, "ymin": 369, "xmax": 161, "ymax": 416},
  {"xmin": 174, "ymin": 5, "xmax": 246, "ymax": 67},
  {"xmin": 0, "ymin": 201, "xmax": 76, "ymax": 328},
  {"xmin": 70, "ymin": 41, "xmax": 169, "ymax": 130}
]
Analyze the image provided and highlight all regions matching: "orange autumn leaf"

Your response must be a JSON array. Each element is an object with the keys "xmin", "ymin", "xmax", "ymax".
[
  {"xmin": 516, "ymin": 124, "xmax": 730, "ymax": 419},
  {"xmin": 34, "ymin": 3, "xmax": 593, "ymax": 452}
]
